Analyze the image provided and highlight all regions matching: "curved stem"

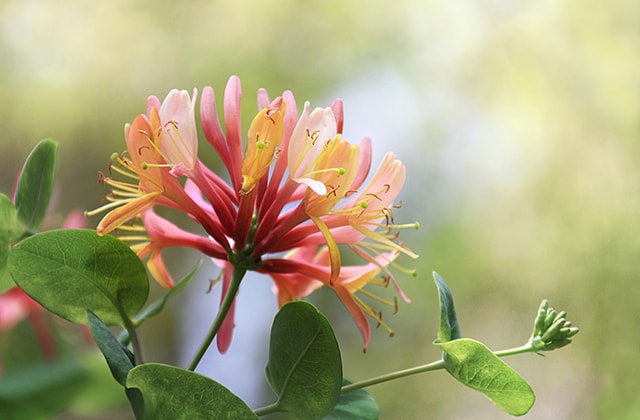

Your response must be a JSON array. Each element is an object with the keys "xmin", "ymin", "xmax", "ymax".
[
  {"xmin": 341, "ymin": 359, "xmax": 445, "ymax": 394},
  {"xmin": 341, "ymin": 341, "xmax": 536, "ymax": 394},
  {"xmin": 187, "ymin": 266, "xmax": 246, "ymax": 371},
  {"xmin": 494, "ymin": 342, "xmax": 534, "ymax": 358},
  {"xmin": 253, "ymin": 402, "xmax": 280, "ymax": 417},
  {"xmin": 253, "ymin": 341, "xmax": 538, "ymax": 416}
]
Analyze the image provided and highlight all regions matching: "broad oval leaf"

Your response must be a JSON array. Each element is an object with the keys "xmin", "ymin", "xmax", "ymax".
[
  {"xmin": 266, "ymin": 301, "xmax": 342, "ymax": 419},
  {"xmin": 435, "ymin": 338, "xmax": 535, "ymax": 416},
  {"xmin": 14, "ymin": 139, "xmax": 58, "ymax": 232},
  {"xmin": 324, "ymin": 379, "xmax": 379, "ymax": 420},
  {"xmin": 433, "ymin": 271, "xmax": 461, "ymax": 343},
  {"xmin": 7, "ymin": 229, "xmax": 148, "ymax": 326},
  {"xmin": 126, "ymin": 363, "xmax": 257, "ymax": 420}
]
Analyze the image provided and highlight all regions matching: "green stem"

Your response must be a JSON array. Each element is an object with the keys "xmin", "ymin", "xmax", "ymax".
[
  {"xmin": 253, "ymin": 402, "xmax": 280, "ymax": 417},
  {"xmin": 342, "ymin": 341, "xmax": 537, "ymax": 394},
  {"xmin": 341, "ymin": 359, "xmax": 445, "ymax": 394},
  {"xmin": 129, "ymin": 327, "xmax": 143, "ymax": 365},
  {"xmin": 187, "ymin": 267, "xmax": 246, "ymax": 371},
  {"xmin": 253, "ymin": 342, "xmax": 538, "ymax": 416},
  {"xmin": 113, "ymin": 304, "xmax": 142, "ymax": 365},
  {"xmin": 494, "ymin": 342, "xmax": 535, "ymax": 358}
]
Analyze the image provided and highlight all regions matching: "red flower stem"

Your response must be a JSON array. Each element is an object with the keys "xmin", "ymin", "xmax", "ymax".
[{"xmin": 187, "ymin": 266, "xmax": 246, "ymax": 371}]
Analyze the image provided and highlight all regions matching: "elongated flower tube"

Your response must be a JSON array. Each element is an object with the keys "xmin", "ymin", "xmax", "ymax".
[{"xmin": 88, "ymin": 75, "xmax": 418, "ymax": 352}]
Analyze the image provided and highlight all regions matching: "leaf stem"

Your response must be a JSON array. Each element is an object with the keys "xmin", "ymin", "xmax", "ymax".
[
  {"xmin": 187, "ymin": 266, "xmax": 246, "ymax": 371},
  {"xmin": 122, "ymin": 314, "xmax": 143, "ymax": 365}
]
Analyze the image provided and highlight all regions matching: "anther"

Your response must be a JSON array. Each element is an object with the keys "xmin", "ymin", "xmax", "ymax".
[
  {"xmin": 137, "ymin": 129, "xmax": 153, "ymax": 142},
  {"xmin": 137, "ymin": 145, "xmax": 151, "ymax": 156},
  {"xmin": 326, "ymin": 185, "xmax": 339, "ymax": 197}
]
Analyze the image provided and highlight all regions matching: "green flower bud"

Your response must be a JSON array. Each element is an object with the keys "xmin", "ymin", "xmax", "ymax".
[{"xmin": 529, "ymin": 299, "xmax": 579, "ymax": 352}]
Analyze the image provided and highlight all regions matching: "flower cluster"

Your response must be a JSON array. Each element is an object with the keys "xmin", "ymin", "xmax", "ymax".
[
  {"xmin": 87, "ymin": 76, "xmax": 418, "ymax": 351},
  {"xmin": 529, "ymin": 300, "xmax": 579, "ymax": 351}
]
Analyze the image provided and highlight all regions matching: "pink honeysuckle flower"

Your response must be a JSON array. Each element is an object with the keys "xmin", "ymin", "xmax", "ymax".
[
  {"xmin": 148, "ymin": 89, "xmax": 199, "ymax": 174},
  {"xmin": 89, "ymin": 75, "xmax": 418, "ymax": 351},
  {"xmin": 88, "ymin": 98, "xmax": 231, "ymax": 251}
]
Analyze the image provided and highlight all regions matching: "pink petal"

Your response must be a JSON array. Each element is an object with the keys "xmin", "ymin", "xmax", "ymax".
[
  {"xmin": 216, "ymin": 265, "xmax": 236, "ymax": 354},
  {"xmin": 223, "ymin": 75, "xmax": 244, "ymax": 191}
]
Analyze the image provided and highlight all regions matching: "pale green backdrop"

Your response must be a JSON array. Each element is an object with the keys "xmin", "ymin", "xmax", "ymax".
[{"xmin": 1, "ymin": 1, "xmax": 638, "ymax": 419}]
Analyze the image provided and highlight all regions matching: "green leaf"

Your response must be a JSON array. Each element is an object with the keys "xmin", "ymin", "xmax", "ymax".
[
  {"xmin": 0, "ymin": 193, "xmax": 26, "ymax": 292},
  {"xmin": 435, "ymin": 338, "xmax": 535, "ymax": 416},
  {"xmin": 433, "ymin": 271, "xmax": 461, "ymax": 343},
  {"xmin": 266, "ymin": 301, "xmax": 342, "ymax": 419},
  {"xmin": 7, "ymin": 229, "xmax": 149, "ymax": 326},
  {"xmin": 324, "ymin": 379, "xmax": 379, "ymax": 420},
  {"xmin": 126, "ymin": 363, "xmax": 257, "ymax": 420},
  {"xmin": 14, "ymin": 139, "xmax": 58, "ymax": 233},
  {"xmin": 87, "ymin": 310, "xmax": 135, "ymax": 386}
]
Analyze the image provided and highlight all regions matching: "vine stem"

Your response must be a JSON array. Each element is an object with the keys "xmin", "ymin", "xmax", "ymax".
[
  {"xmin": 340, "ymin": 359, "xmax": 445, "ymax": 394},
  {"xmin": 340, "ymin": 341, "xmax": 536, "ymax": 394},
  {"xmin": 253, "ymin": 402, "xmax": 280, "ymax": 417},
  {"xmin": 188, "ymin": 266, "xmax": 246, "ymax": 371},
  {"xmin": 253, "ymin": 341, "xmax": 539, "ymax": 415}
]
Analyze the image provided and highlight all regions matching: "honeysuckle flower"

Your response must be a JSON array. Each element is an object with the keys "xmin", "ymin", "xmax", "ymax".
[
  {"xmin": 89, "ymin": 75, "xmax": 418, "ymax": 351},
  {"xmin": 147, "ymin": 88, "xmax": 199, "ymax": 174},
  {"xmin": 88, "ymin": 92, "xmax": 230, "ymax": 250},
  {"xmin": 240, "ymin": 98, "xmax": 285, "ymax": 195}
]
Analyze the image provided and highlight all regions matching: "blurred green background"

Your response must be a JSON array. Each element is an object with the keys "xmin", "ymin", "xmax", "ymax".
[{"xmin": 1, "ymin": 0, "xmax": 638, "ymax": 419}]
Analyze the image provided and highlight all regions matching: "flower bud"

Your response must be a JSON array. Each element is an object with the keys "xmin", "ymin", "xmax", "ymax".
[{"xmin": 529, "ymin": 300, "xmax": 579, "ymax": 352}]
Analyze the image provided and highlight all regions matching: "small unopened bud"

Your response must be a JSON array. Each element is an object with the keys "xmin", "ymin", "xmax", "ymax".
[{"xmin": 541, "ymin": 317, "xmax": 566, "ymax": 342}]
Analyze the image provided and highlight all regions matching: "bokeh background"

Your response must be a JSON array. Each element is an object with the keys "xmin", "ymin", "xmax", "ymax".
[{"xmin": 1, "ymin": 1, "xmax": 638, "ymax": 419}]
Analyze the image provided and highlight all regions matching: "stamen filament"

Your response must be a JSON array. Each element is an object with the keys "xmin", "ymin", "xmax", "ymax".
[
  {"xmin": 84, "ymin": 197, "xmax": 138, "ymax": 217},
  {"xmin": 352, "ymin": 294, "xmax": 395, "ymax": 336},
  {"xmin": 109, "ymin": 163, "xmax": 140, "ymax": 180},
  {"xmin": 358, "ymin": 288, "xmax": 396, "ymax": 307},
  {"xmin": 117, "ymin": 235, "xmax": 151, "ymax": 242}
]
